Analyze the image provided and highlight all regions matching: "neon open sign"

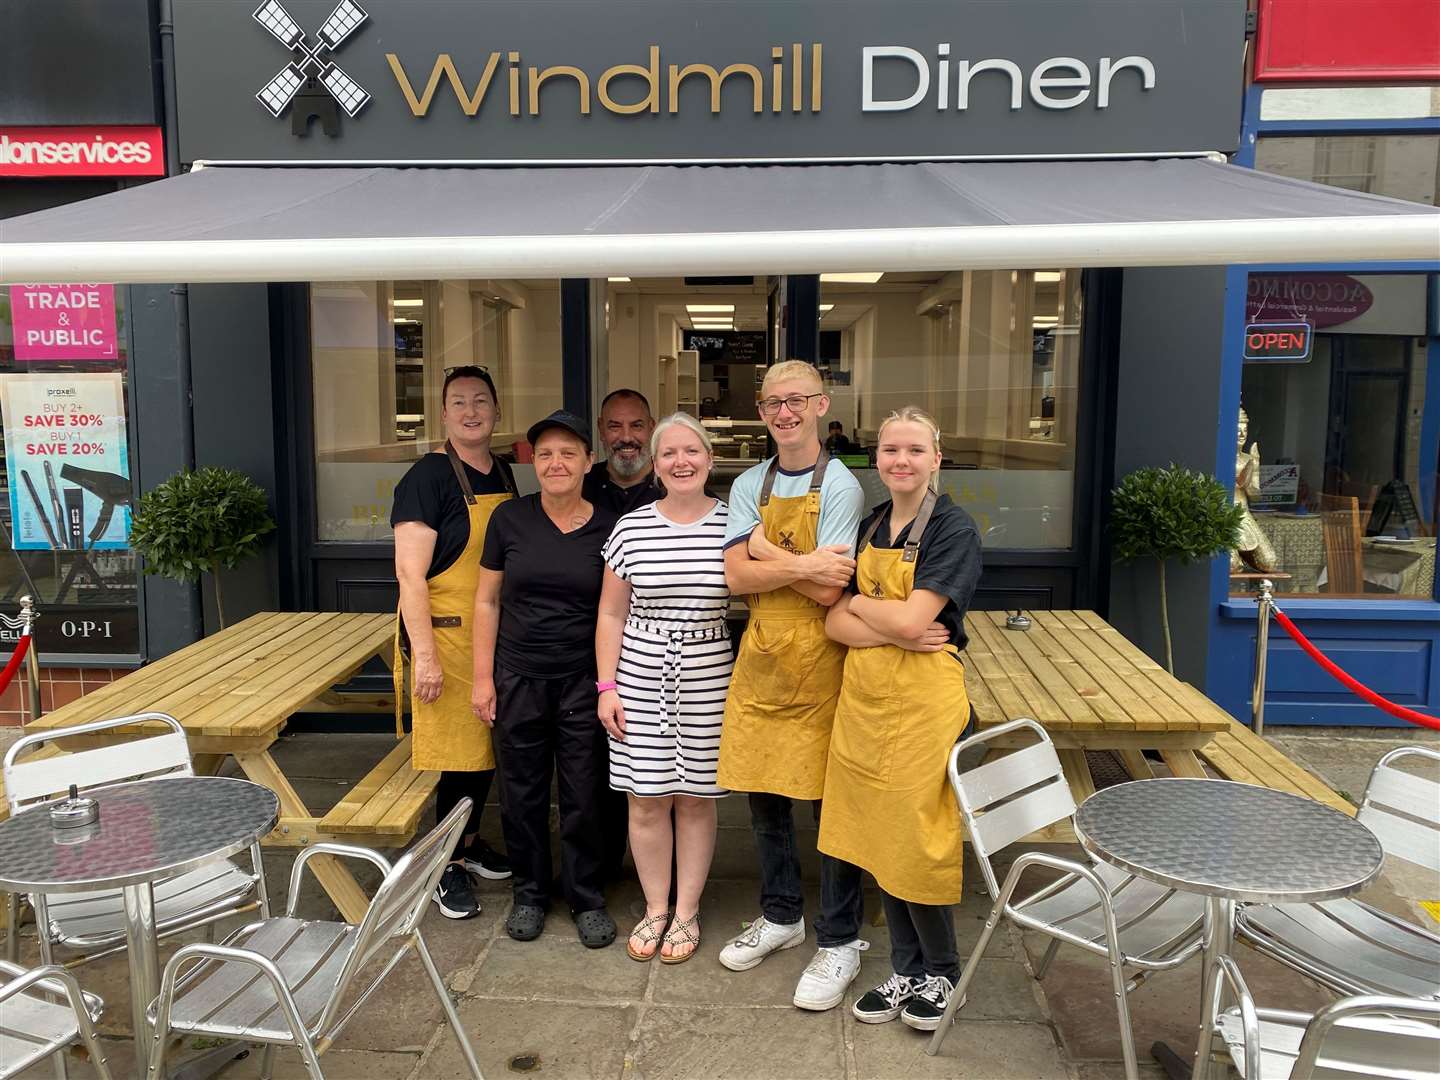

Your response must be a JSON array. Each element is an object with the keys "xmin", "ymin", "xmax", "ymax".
[{"xmin": 1244, "ymin": 321, "xmax": 1312, "ymax": 363}]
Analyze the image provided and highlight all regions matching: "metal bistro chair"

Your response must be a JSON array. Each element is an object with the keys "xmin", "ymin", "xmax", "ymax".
[
  {"xmin": 1236, "ymin": 745, "xmax": 1440, "ymax": 1001},
  {"xmin": 143, "ymin": 798, "xmax": 483, "ymax": 1080},
  {"xmin": 1209, "ymin": 954, "xmax": 1440, "ymax": 1079},
  {"xmin": 926, "ymin": 719, "xmax": 1206, "ymax": 1080},
  {"xmin": 3, "ymin": 713, "xmax": 267, "ymax": 967},
  {"xmin": 0, "ymin": 959, "xmax": 114, "ymax": 1080}
]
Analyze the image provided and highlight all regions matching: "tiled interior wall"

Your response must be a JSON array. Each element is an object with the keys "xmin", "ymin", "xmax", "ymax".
[{"xmin": 0, "ymin": 668, "xmax": 126, "ymax": 727}]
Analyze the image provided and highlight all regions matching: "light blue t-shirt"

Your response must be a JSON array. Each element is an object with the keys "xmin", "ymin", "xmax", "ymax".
[{"xmin": 723, "ymin": 456, "xmax": 865, "ymax": 555}]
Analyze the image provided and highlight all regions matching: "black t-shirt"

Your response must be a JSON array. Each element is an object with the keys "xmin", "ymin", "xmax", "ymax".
[
  {"xmin": 582, "ymin": 462, "xmax": 662, "ymax": 518},
  {"xmin": 480, "ymin": 494, "xmax": 619, "ymax": 678},
  {"xmin": 853, "ymin": 494, "xmax": 982, "ymax": 649},
  {"xmin": 390, "ymin": 452, "xmax": 514, "ymax": 577}
]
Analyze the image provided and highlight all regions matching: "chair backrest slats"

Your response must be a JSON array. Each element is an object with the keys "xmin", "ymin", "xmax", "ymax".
[
  {"xmin": 957, "ymin": 740, "xmax": 1066, "ymax": 809},
  {"xmin": 4, "ymin": 717, "xmax": 191, "ymax": 811},
  {"xmin": 345, "ymin": 799, "xmax": 470, "ymax": 978},
  {"xmin": 967, "ymin": 775, "xmax": 1076, "ymax": 856},
  {"xmin": 1301, "ymin": 1013, "xmax": 1440, "ymax": 1079},
  {"xmin": 1357, "ymin": 805, "xmax": 1440, "ymax": 873},
  {"xmin": 1359, "ymin": 759, "xmax": 1440, "ymax": 873}
]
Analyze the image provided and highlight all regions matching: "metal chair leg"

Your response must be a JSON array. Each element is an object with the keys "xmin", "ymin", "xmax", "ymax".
[
  {"xmin": 926, "ymin": 894, "xmax": 1006, "ymax": 1057},
  {"xmin": 260, "ymin": 1043, "xmax": 276, "ymax": 1080},
  {"xmin": 5, "ymin": 892, "xmax": 19, "ymax": 963},
  {"xmin": 1034, "ymin": 937, "xmax": 1061, "ymax": 981},
  {"xmin": 1107, "ymin": 929, "xmax": 1141, "ymax": 1080},
  {"xmin": 415, "ymin": 932, "xmax": 484, "ymax": 1080},
  {"xmin": 51, "ymin": 1049, "xmax": 69, "ymax": 1080},
  {"xmin": 294, "ymin": 1035, "xmax": 327, "ymax": 1080}
]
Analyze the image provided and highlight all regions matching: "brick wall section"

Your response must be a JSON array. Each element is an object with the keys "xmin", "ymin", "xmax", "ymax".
[{"xmin": 0, "ymin": 668, "xmax": 128, "ymax": 727}]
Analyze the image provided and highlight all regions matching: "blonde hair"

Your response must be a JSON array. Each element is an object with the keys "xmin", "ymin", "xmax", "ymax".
[
  {"xmin": 761, "ymin": 360, "xmax": 824, "ymax": 393},
  {"xmin": 876, "ymin": 406, "xmax": 943, "ymax": 492},
  {"xmin": 650, "ymin": 411, "xmax": 713, "ymax": 459}
]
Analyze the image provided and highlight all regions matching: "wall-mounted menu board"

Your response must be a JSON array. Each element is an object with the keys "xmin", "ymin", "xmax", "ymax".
[{"xmin": 684, "ymin": 330, "xmax": 766, "ymax": 366}]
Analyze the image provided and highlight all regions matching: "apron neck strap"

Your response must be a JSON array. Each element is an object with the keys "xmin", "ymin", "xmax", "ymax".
[
  {"xmin": 444, "ymin": 441, "xmax": 478, "ymax": 505},
  {"xmin": 759, "ymin": 446, "xmax": 829, "ymax": 507},
  {"xmin": 860, "ymin": 489, "xmax": 939, "ymax": 562},
  {"xmin": 443, "ymin": 441, "xmax": 518, "ymax": 499}
]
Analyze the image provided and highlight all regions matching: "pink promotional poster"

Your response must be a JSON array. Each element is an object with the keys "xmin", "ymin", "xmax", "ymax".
[{"xmin": 9, "ymin": 283, "xmax": 118, "ymax": 361}]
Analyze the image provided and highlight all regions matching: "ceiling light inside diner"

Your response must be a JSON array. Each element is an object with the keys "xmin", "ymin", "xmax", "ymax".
[
  {"xmin": 608, "ymin": 276, "xmax": 632, "ymax": 283},
  {"xmin": 819, "ymin": 304, "xmax": 835, "ymax": 313},
  {"xmin": 392, "ymin": 299, "xmax": 424, "ymax": 308},
  {"xmin": 820, "ymin": 272, "xmax": 884, "ymax": 283},
  {"xmin": 687, "ymin": 304, "xmax": 735, "ymax": 313},
  {"xmin": 1034, "ymin": 271, "xmax": 1063, "ymax": 283}
]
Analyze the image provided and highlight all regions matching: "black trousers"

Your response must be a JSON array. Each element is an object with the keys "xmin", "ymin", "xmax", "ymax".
[
  {"xmin": 881, "ymin": 891, "xmax": 959, "ymax": 982},
  {"xmin": 493, "ymin": 663, "xmax": 608, "ymax": 913},
  {"xmin": 434, "ymin": 768, "xmax": 495, "ymax": 858}
]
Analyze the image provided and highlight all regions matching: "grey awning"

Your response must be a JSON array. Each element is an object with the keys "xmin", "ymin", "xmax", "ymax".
[{"xmin": 2, "ymin": 158, "xmax": 1436, "ymax": 283}]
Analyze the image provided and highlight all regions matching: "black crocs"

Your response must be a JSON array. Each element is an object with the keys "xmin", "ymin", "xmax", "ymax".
[
  {"xmin": 575, "ymin": 907, "xmax": 617, "ymax": 949},
  {"xmin": 506, "ymin": 903, "xmax": 546, "ymax": 942}
]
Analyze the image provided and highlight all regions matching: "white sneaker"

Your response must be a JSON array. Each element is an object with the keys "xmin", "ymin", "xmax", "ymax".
[
  {"xmin": 718, "ymin": 915, "xmax": 806, "ymax": 972},
  {"xmin": 792, "ymin": 939, "xmax": 869, "ymax": 1011}
]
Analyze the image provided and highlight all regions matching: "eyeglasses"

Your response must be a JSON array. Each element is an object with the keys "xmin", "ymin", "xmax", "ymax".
[
  {"xmin": 757, "ymin": 393, "xmax": 823, "ymax": 417},
  {"xmin": 443, "ymin": 364, "xmax": 491, "ymax": 375}
]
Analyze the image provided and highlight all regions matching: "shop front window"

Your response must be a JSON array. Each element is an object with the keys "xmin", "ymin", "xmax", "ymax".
[
  {"xmin": 820, "ymin": 270, "xmax": 1084, "ymax": 547},
  {"xmin": 0, "ymin": 285, "xmax": 139, "ymax": 655},
  {"xmin": 311, "ymin": 279, "xmax": 563, "ymax": 541},
  {"xmin": 1233, "ymin": 273, "xmax": 1436, "ymax": 599}
]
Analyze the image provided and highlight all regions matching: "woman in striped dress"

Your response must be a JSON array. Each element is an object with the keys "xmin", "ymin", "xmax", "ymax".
[{"xmin": 596, "ymin": 412, "xmax": 732, "ymax": 964}]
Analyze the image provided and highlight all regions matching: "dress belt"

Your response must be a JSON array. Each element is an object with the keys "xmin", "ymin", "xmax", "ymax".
[{"xmin": 626, "ymin": 617, "xmax": 729, "ymax": 734}]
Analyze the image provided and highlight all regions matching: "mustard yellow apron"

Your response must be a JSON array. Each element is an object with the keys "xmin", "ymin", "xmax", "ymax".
[
  {"xmin": 718, "ymin": 451, "xmax": 847, "ymax": 800},
  {"xmin": 818, "ymin": 490, "xmax": 970, "ymax": 905},
  {"xmin": 394, "ymin": 442, "xmax": 514, "ymax": 772}
]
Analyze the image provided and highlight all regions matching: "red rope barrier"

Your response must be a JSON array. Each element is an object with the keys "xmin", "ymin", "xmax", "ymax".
[
  {"xmin": 0, "ymin": 634, "xmax": 31, "ymax": 696},
  {"xmin": 1272, "ymin": 608, "xmax": 1440, "ymax": 732}
]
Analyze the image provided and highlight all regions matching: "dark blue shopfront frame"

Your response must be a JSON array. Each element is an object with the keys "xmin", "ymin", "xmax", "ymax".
[{"xmin": 1204, "ymin": 87, "xmax": 1440, "ymax": 727}]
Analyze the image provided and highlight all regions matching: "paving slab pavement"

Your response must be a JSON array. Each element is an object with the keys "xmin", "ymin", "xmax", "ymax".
[{"xmin": 13, "ymin": 729, "xmax": 1436, "ymax": 1079}]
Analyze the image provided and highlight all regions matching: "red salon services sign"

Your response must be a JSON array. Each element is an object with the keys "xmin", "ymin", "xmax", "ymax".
[{"xmin": 0, "ymin": 126, "xmax": 165, "ymax": 178}]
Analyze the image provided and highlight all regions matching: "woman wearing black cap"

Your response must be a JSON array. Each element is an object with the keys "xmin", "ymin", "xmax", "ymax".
[{"xmin": 472, "ymin": 409, "xmax": 621, "ymax": 947}]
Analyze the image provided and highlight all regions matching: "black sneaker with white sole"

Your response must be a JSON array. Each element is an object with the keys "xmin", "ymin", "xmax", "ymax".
[
  {"xmin": 852, "ymin": 972, "xmax": 924, "ymax": 1024},
  {"xmin": 459, "ymin": 839, "xmax": 513, "ymax": 881},
  {"xmin": 432, "ymin": 863, "xmax": 481, "ymax": 920},
  {"xmin": 900, "ymin": 974, "xmax": 962, "ymax": 1031}
]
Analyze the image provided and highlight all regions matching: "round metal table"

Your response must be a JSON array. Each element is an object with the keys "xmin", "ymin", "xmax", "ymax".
[
  {"xmin": 0, "ymin": 776, "xmax": 279, "ymax": 1080},
  {"xmin": 1074, "ymin": 778, "xmax": 1383, "ymax": 1080}
]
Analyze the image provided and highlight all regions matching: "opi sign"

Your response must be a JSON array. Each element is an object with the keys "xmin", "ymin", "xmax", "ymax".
[{"xmin": 174, "ymin": 0, "xmax": 1242, "ymax": 163}]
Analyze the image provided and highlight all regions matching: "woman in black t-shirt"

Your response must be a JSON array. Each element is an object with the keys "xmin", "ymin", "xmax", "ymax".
[{"xmin": 473, "ymin": 410, "xmax": 620, "ymax": 949}]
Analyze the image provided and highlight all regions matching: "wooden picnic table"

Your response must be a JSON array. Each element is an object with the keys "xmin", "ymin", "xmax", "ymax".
[
  {"xmin": 20, "ymin": 611, "xmax": 408, "ymax": 922},
  {"xmin": 960, "ymin": 609, "xmax": 1350, "ymax": 839}
]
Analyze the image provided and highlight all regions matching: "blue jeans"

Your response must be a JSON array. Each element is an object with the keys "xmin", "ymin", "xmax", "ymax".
[{"xmin": 748, "ymin": 791, "xmax": 863, "ymax": 947}]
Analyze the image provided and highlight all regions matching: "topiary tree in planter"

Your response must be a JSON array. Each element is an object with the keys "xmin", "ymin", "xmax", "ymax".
[
  {"xmin": 1111, "ymin": 464, "xmax": 1243, "ymax": 674},
  {"xmin": 128, "ymin": 467, "xmax": 275, "ymax": 629}
]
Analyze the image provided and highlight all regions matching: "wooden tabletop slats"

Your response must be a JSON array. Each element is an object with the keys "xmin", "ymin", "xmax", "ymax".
[
  {"xmin": 26, "ymin": 611, "xmax": 394, "ymax": 740},
  {"xmin": 961, "ymin": 610, "xmax": 1229, "ymax": 744}
]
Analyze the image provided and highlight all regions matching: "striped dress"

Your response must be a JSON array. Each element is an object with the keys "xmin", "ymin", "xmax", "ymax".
[{"xmin": 602, "ymin": 500, "xmax": 733, "ymax": 798}]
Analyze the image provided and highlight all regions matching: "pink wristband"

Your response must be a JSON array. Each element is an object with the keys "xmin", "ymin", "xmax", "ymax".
[{"xmin": 596, "ymin": 680, "xmax": 618, "ymax": 693}]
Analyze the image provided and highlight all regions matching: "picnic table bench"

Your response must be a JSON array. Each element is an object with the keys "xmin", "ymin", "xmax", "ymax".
[{"xmin": 18, "ymin": 611, "xmax": 414, "ymax": 922}]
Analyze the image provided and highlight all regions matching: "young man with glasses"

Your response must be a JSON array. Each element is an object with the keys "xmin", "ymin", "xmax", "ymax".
[{"xmin": 717, "ymin": 360, "xmax": 868, "ymax": 1012}]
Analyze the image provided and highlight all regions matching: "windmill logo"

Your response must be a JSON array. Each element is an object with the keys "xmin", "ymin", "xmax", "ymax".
[{"xmin": 252, "ymin": 0, "xmax": 371, "ymax": 120}]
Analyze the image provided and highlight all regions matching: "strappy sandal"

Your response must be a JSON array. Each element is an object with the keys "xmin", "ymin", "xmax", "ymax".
[
  {"xmin": 626, "ymin": 911, "xmax": 672, "ymax": 962},
  {"xmin": 660, "ymin": 913, "xmax": 701, "ymax": 965}
]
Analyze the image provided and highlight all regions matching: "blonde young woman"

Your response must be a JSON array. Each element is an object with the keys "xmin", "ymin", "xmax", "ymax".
[
  {"xmin": 595, "ymin": 413, "xmax": 732, "ymax": 963},
  {"xmin": 818, "ymin": 407, "xmax": 983, "ymax": 1032}
]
